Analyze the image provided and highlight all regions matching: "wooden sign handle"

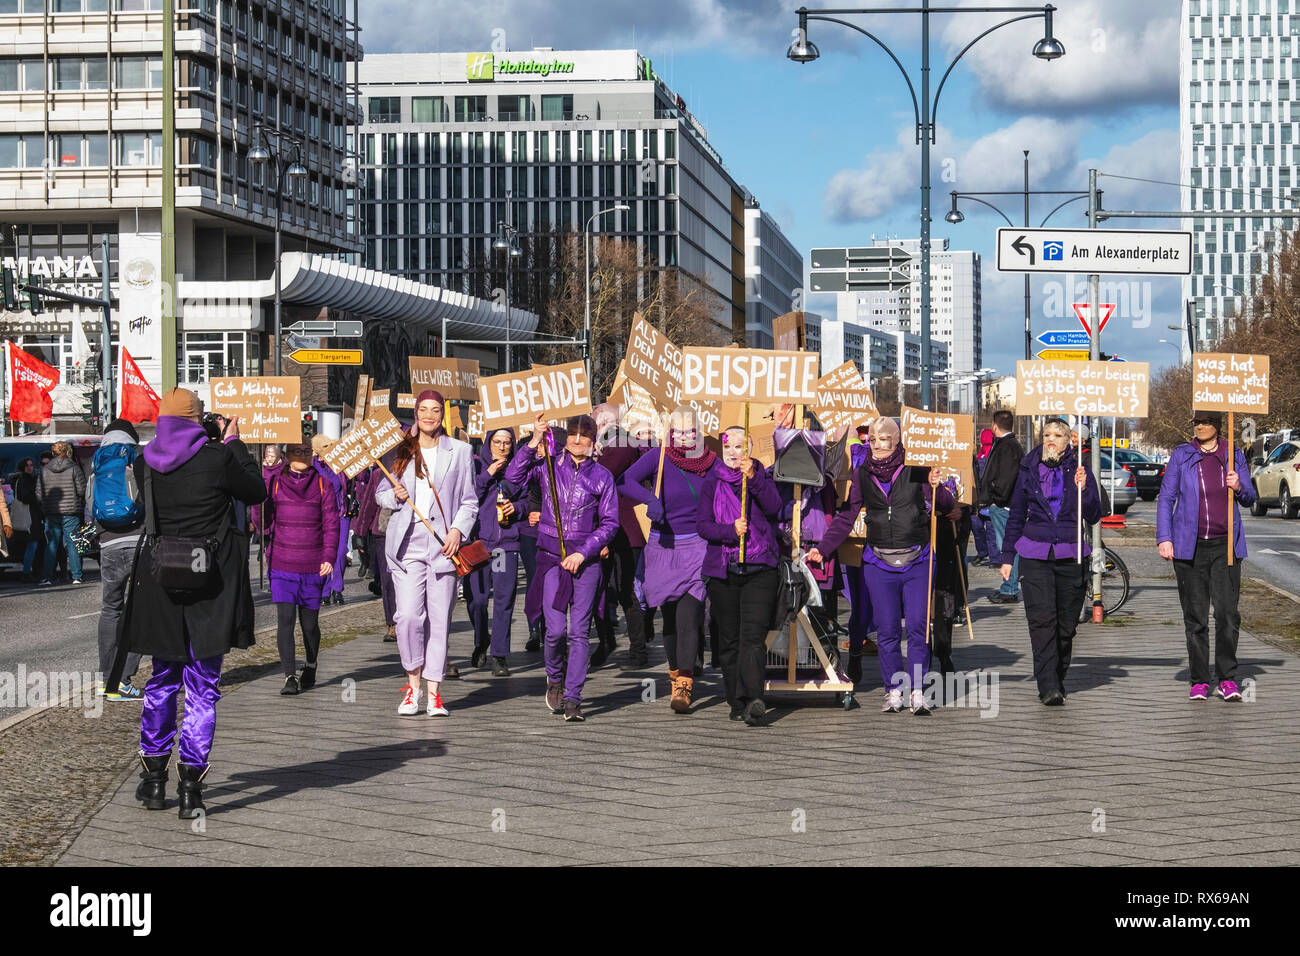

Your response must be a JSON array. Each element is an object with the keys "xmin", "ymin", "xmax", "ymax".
[
  {"xmin": 1227, "ymin": 411, "xmax": 1235, "ymax": 567},
  {"xmin": 955, "ymin": 540, "xmax": 975, "ymax": 640},
  {"xmin": 653, "ymin": 442, "xmax": 666, "ymax": 498},
  {"xmin": 739, "ymin": 404, "xmax": 749, "ymax": 564},
  {"xmin": 925, "ymin": 481, "xmax": 937, "ymax": 646},
  {"xmin": 1076, "ymin": 479, "xmax": 1083, "ymax": 566},
  {"xmin": 542, "ymin": 433, "xmax": 568, "ymax": 560}
]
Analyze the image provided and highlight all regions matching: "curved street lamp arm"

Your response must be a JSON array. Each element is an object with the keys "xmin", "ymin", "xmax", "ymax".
[
  {"xmin": 932, "ymin": 12, "xmax": 1045, "ymax": 139},
  {"xmin": 1038, "ymin": 193, "xmax": 1089, "ymax": 227},
  {"xmin": 808, "ymin": 14, "xmax": 921, "ymax": 132},
  {"xmin": 954, "ymin": 194, "xmax": 1015, "ymax": 227}
]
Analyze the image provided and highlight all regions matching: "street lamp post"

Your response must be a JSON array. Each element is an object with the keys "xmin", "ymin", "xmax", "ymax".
[
  {"xmin": 493, "ymin": 221, "xmax": 523, "ymax": 373},
  {"xmin": 248, "ymin": 124, "xmax": 307, "ymax": 377},
  {"xmin": 584, "ymin": 204, "xmax": 630, "ymax": 387},
  {"xmin": 790, "ymin": 3, "xmax": 1064, "ymax": 411}
]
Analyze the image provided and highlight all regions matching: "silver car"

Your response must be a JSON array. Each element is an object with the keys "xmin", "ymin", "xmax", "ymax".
[{"xmin": 1096, "ymin": 451, "xmax": 1138, "ymax": 514}]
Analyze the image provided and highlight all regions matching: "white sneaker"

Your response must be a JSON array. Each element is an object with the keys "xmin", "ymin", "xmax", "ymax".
[
  {"xmin": 910, "ymin": 689, "xmax": 931, "ymax": 715},
  {"xmin": 426, "ymin": 692, "xmax": 449, "ymax": 717},
  {"xmin": 397, "ymin": 685, "xmax": 421, "ymax": 716},
  {"xmin": 881, "ymin": 689, "xmax": 905, "ymax": 713}
]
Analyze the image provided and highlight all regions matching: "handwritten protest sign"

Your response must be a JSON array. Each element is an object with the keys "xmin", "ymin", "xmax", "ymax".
[
  {"xmin": 396, "ymin": 392, "xmax": 415, "ymax": 411},
  {"xmin": 477, "ymin": 361, "xmax": 592, "ymax": 430},
  {"xmin": 772, "ymin": 311, "xmax": 806, "ymax": 353},
  {"xmin": 210, "ymin": 377, "xmax": 301, "ymax": 444},
  {"xmin": 816, "ymin": 362, "xmax": 878, "ymax": 432},
  {"xmin": 409, "ymin": 356, "xmax": 480, "ymax": 403},
  {"xmin": 621, "ymin": 314, "xmax": 682, "ymax": 412},
  {"xmin": 1192, "ymin": 353, "xmax": 1270, "ymax": 414},
  {"xmin": 352, "ymin": 373, "xmax": 371, "ymax": 422},
  {"xmin": 610, "ymin": 361, "xmax": 661, "ymax": 433},
  {"xmin": 682, "ymin": 347, "xmax": 819, "ymax": 405},
  {"xmin": 901, "ymin": 406, "xmax": 977, "ymax": 504},
  {"xmin": 465, "ymin": 403, "xmax": 485, "ymax": 439},
  {"xmin": 368, "ymin": 388, "xmax": 391, "ymax": 419},
  {"xmin": 1015, "ymin": 360, "xmax": 1150, "ymax": 417},
  {"xmin": 323, "ymin": 411, "xmax": 407, "ymax": 480}
]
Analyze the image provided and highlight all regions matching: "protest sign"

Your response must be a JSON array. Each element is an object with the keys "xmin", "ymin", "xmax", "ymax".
[
  {"xmin": 682, "ymin": 347, "xmax": 819, "ymax": 405},
  {"xmin": 352, "ymin": 373, "xmax": 371, "ymax": 421},
  {"xmin": 396, "ymin": 392, "xmax": 415, "ymax": 411},
  {"xmin": 901, "ymin": 406, "xmax": 977, "ymax": 504},
  {"xmin": 210, "ymin": 376, "xmax": 301, "ymax": 444},
  {"xmin": 610, "ymin": 361, "xmax": 661, "ymax": 433},
  {"xmin": 323, "ymin": 412, "xmax": 407, "ymax": 480},
  {"xmin": 477, "ymin": 361, "xmax": 592, "ymax": 430},
  {"xmin": 465, "ymin": 404, "xmax": 485, "ymax": 439},
  {"xmin": 816, "ymin": 362, "xmax": 878, "ymax": 432},
  {"xmin": 1015, "ymin": 360, "xmax": 1150, "ymax": 417},
  {"xmin": 772, "ymin": 311, "xmax": 806, "ymax": 352},
  {"xmin": 367, "ymin": 388, "xmax": 391, "ymax": 419},
  {"xmin": 622, "ymin": 314, "xmax": 682, "ymax": 411},
  {"xmin": 408, "ymin": 356, "xmax": 480, "ymax": 403},
  {"xmin": 1192, "ymin": 353, "xmax": 1270, "ymax": 414}
]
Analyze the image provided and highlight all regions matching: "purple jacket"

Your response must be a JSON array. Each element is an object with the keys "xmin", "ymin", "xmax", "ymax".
[
  {"xmin": 474, "ymin": 428, "xmax": 527, "ymax": 551},
  {"xmin": 1157, "ymin": 441, "xmax": 1255, "ymax": 560},
  {"xmin": 696, "ymin": 461, "xmax": 783, "ymax": 578},
  {"xmin": 1002, "ymin": 445, "xmax": 1102, "ymax": 559},
  {"xmin": 250, "ymin": 461, "xmax": 286, "ymax": 534},
  {"xmin": 505, "ymin": 441, "xmax": 618, "ymax": 561},
  {"xmin": 620, "ymin": 448, "xmax": 711, "ymax": 539},
  {"xmin": 264, "ymin": 466, "xmax": 340, "ymax": 575}
]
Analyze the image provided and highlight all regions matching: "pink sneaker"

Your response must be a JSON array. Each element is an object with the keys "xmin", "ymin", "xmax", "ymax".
[
  {"xmin": 1188, "ymin": 683, "xmax": 1210, "ymax": 701},
  {"xmin": 1215, "ymin": 680, "xmax": 1242, "ymax": 702}
]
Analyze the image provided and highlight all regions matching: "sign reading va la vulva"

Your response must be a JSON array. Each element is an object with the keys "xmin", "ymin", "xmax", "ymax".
[
  {"xmin": 477, "ymin": 361, "xmax": 592, "ymax": 430},
  {"xmin": 682, "ymin": 348, "xmax": 819, "ymax": 405}
]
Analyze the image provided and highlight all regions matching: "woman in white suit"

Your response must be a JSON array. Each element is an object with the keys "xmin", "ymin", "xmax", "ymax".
[{"xmin": 375, "ymin": 390, "xmax": 479, "ymax": 717}]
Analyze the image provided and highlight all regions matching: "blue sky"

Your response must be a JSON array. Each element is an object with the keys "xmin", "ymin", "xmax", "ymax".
[{"xmin": 363, "ymin": 0, "xmax": 1186, "ymax": 380}]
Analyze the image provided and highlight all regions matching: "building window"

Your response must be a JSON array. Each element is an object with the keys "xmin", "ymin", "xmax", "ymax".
[
  {"xmin": 541, "ymin": 94, "xmax": 572, "ymax": 121},
  {"xmin": 497, "ymin": 95, "xmax": 533, "ymax": 121},
  {"xmin": 54, "ymin": 132, "xmax": 108, "ymax": 167},
  {"xmin": 411, "ymin": 96, "xmax": 447, "ymax": 123},
  {"xmin": 0, "ymin": 133, "xmax": 46, "ymax": 169},
  {"xmin": 115, "ymin": 131, "xmax": 161, "ymax": 166},
  {"xmin": 368, "ymin": 96, "xmax": 401, "ymax": 124},
  {"xmin": 454, "ymin": 95, "xmax": 487, "ymax": 122}
]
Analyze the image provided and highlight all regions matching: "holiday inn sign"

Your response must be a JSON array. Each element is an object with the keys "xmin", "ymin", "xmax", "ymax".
[{"xmin": 467, "ymin": 53, "xmax": 576, "ymax": 81}]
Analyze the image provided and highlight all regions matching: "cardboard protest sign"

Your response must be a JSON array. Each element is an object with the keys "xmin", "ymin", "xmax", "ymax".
[
  {"xmin": 772, "ymin": 311, "xmax": 806, "ymax": 353},
  {"xmin": 1015, "ymin": 360, "xmax": 1150, "ymax": 418},
  {"xmin": 396, "ymin": 392, "xmax": 415, "ymax": 411},
  {"xmin": 409, "ymin": 356, "xmax": 480, "ymax": 403},
  {"xmin": 622, "ymin": 314, "xmax": 682, "ymax": 411},
  {"xmin": 1192, "ymin": 353, "xmax": 1270, "ymax": 414},
  {"xmin": 610, "ymin": 361, "xmax": 662, "ymax": 434},
  {"xmin": 749, "ymin": 422, "xmax": 777, "ymax": 467},
  {"xmin": 368, "ymin": 388, "xmax": 391, "ymax": 419},
  {"xmin": 210, "ymin": 377, "xmax": 302, "ymax": 444},
  {"xmin": 682, "ymin": 347, "xmax": 819, "ymax": 405},
  {"xmin": 352, "ymin": 373, "xmax": 371, "ymax": 422},
  {"xmin": 465, "ymin": 404, "xmax": 485, "ymax": 439},
  {"xmin": 901, "ymin": 406, "xmax": 977, "ymax": 504},
  {"xmin": 477, "ymin": 361, "xmax": 592, "ymax": 431},
  {"xmin": 323, "ymin": 411, "xmax": 408, "ymax": 480},
  {"xmin": 816, "ymin": 362, "xmax": 878, "ymax": 432}
]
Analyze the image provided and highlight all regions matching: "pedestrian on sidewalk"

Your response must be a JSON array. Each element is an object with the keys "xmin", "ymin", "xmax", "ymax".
[
  {"xmin": 264, "ymin": 441, "xmax": 339, "ymax": 695},
  {"xmin": 355, "ymin": 463, "xmax": 397, "ymax": 642},
  {"xmin": 1000, "ymin": 418, "xmax": 1101, "ymax": 706},
  {"xmin": 312, "ymin": 435, "xmax": 350, "ymax": 606},
  {"xmin": 90, "ymin": 419, "xmax": 147, "ymax": 700},
  {"xmin": 114, "ymin": 387, "xmax": 266, "ymax": 819},
  {"xmin": 375, "ymin": 391, "xmax": 478, "ymax": 718},
  {"xmin": 467, "ymin": 427, "xmax": 526, "ymax": 677},
  {"xmin": 36, "ymin": 440, "xmax": 86, "ymax": 586},
  {"xmin": 506, "ymin": 412, "xmax": 618, "ymax": 723},
  {"xmin": 251, "ymin": 443, "xmax": 285, "ymax": 545},
  {"xmin": 810, "ymin": 417, "xmax": 954, "ymax": 715},
  {"xmin": 698, "ymin": 426, "xmax": 782, "ymax": 725},
  {"xmin": 979, "ymin": 410, "xmax": 1024, "ymax": 604},
  {"xmin": 8, "ymin": 458, "xmax": 43, "ymax": 579},
  {"xmin": 1157, "ymin": 411, "xmax": 1257, "ymax": 703},
  {"xmin": 970, "ymin": 427, "xmax": 994, "ymax": 565}
]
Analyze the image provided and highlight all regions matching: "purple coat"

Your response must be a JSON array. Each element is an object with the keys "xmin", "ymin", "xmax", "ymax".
[
  {"xmin": 505, "ymin": 442, "xmax": 618, "ymax": 561},
  {"xmin": 1001, "ymin": 445, "xmax": 1102, "ymax": 559},
  {"xmin": 474, "ymin": 428, "xmax": 527, "ymax": 551},
  {"xmin": 620, "ymin": 449, "xmax": 711, "ymax": 538},
  {"xmin": 696, "ymin": 461, "xmax": 783, "ymax": 578},
  {"xmin": 1157, "ymin": 441, "xmax": 1256, "ymax": 560},
  {"xmin": 263, "ymin": 466, "xmax": 340, "ymax": 575}
]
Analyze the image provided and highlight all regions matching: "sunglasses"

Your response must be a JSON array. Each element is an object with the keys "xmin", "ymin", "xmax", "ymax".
[{"xmin": 1192, "ymin": 419, "xmax": 1217, "ymax": 426}]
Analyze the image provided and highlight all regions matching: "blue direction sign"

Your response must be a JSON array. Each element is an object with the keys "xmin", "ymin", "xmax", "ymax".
[
  {"xmin": 1108, "ymin": 355, "xmax": 1126, "ymax": 362},
  {"xmin": 1035, "ymin": 329, "xmax": 1091, "ymax": 349}
]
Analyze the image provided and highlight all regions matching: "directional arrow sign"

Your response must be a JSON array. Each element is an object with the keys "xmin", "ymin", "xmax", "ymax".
[
  {"xmin": 1037, "ymin": 348, "xmax": 1091, "ymax": 361},
  {"xmin": 285, "ymin": 320, "xmax": 364, "ymax": 338},
  {"xmin": 1036, "ymin": 329, "xmax": 1091, "ymax": 349},
  {"xmin": 996, "ymin": 227, "xmax": 1192, "ymax": 275},
  {"xmin": 289, "ymin": 348, "xmax": 363, "ymax": 365},
  {"xmin": 1072, "ymin": 303, "xmax": 1116, "ymax": 336}
]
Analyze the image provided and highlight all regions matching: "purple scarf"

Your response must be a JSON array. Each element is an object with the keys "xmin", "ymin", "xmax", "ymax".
[
  {"xmin": 1038, "ymin": 461, "xmax": 1065, "ymax": 518},
  {"xmin": 863, "ymin": 443, "xmax": 905, "ymax": 481},
  {"xmin": 143, "ymin": 416, "xmax": 208, "ymax": 473},
  {"xmin": 666, "ymin": 442, "xmax": 717, "ymax": 476},
  {"xmin": 711, "ymin": 464, "xmax": 746, "ymax": 525}
]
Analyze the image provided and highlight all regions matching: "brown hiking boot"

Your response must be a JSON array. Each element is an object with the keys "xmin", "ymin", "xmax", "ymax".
[{"xmin": 670, "ymin": 675, "xmax": 693, "ymax": 714}]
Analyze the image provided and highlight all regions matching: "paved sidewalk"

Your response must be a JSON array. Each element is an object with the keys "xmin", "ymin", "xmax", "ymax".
[{"xmin": 59, "ymin": 576, "xmax": 1300, "ymax": 867}]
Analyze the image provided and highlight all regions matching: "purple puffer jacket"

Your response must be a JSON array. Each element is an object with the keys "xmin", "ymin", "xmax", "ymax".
[
  {"xmin": 264, "ymin": 466, "xmax": 340, "ymax": 575},
  {"xmin": 504, "ymin": 441, "xmax": 618, "ymax": 561},
  {"xmin": 474, "ymin": 428, "xmax": 527, "ymax": 551}
]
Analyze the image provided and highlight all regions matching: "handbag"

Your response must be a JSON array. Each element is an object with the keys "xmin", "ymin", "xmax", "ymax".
[
  {"xmin": 144, "ymin": 467, "xmax": 220, "ymax": 594},
  {"xmin": 425, "ymin": 472, "xmax": 491, "ymax": 577}
]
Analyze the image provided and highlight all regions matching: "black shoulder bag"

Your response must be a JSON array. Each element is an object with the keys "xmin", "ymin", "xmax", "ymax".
[{"xmin": 145, "ymin": 466, "xmax": 220, "ymax": 594}]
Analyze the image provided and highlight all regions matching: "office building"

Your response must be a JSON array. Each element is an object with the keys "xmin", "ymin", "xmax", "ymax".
[
  {"xmin": 743, "ymin": 198, "xmax": 802, "ymax": 347},
  {"xmin": 804, "ymin": 310, "xmax": 948, "ymax": 398}
]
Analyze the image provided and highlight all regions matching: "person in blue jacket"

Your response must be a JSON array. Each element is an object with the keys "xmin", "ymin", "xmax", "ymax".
[
  {"xmin": 1000, "ymin": 417, "xmax": 1102, "ymax": 706},
  {"xmin": 1156, "ymin": 410, "xmax": 1257, "ymax": 703}
]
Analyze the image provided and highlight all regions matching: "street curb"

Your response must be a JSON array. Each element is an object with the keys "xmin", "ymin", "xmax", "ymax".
[{"xmin": 1247, "ymin": 575, "xmax": 1300, "ymax": 606}]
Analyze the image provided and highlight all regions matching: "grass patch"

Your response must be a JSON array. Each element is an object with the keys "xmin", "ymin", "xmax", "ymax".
[{"xmin": 1240, "ymin": 579, "xmax": 1300, "ymax": 654}]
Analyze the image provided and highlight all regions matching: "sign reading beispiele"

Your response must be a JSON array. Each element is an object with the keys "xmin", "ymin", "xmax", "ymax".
[{"xmin": 681, "ymin": 348, "xmax": 819, "ymax": 405}]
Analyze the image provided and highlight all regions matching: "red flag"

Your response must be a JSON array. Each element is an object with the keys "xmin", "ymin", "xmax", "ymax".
[
  {"xmin": 118, "ymin": 346, "xmax": 160, "ymax": 424},
  {"xmin": 6, "ymin": 341, "xmax": 59, "ymax": 425}
]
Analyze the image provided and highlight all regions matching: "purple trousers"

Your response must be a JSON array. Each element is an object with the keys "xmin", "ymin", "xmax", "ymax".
[
  {"xmin": 328, "ymin": 516, "xmax": 350, "ymax": 595},
  {"xmin": 390, "ymin": 529, "xmax": 458, "ymax": 681},
  {"xmin": 541, "ymin": 555, "xmax": 602, "ymax": 705},
  {"xmin": 863, "ymin": 559, "xmax": 930, "ymax": 692},
  {"xmin": 524, "ymin": 552, "xmax": 545, "ymax": 626},
  {"xmin": 368, "ymin": 533, "xmax": 396, "ymax": 626},
  {"xmin": 468, "ymin": 549, "xmax": 519, "ymax": 658},
  {"xmin": 843, "ymin": 562, "xmax": 875, "ymax": 652},
  {"xmin": 140, "ymin": 655, "xmax": 223, "ymax": 768}
]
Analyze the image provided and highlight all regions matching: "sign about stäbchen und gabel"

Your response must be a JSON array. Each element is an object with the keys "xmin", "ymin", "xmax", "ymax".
[
  {"xmin": 681, "ymin": 348, "xmax": 820, "ymax": 405},
  {"xmin": 408, "ymin": 356, "xmax": 480, "ymax": 403},
  {"xmin": 1192, "ymin": 353, "xmax": 1270, "ymax": 415},
  {"xmin": 1015, "ymin": 360, "xmax": 1150, "ymax": 418},
  {"xmin": 477, "ymin": 361, "xmax": 592, "ymax": 431},
  {"xmin": 209, "ymin": 377, "xmax": 302, "ymax": 444}
]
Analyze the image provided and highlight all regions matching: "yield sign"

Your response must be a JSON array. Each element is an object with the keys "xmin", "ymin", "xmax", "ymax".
[{"xmin": 1072, "ymin": 303, "xmax": 1116, "ymax": 336}]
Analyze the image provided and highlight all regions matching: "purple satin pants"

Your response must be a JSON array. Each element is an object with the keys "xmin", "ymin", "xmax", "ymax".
[
  {"xmin": 329, "ymin": 516, "xmax": 350, "ymax": 594},
  {"xmin": 863, "ymin": 559, "xmax": 931, "ymax": 692},
  {"xmin": 140, "ymin": 655, "xmax": 223, "ymax": 768},
  {"xmin": 542, "ymin": 558, "xmax": 602, "ymax": 704}
]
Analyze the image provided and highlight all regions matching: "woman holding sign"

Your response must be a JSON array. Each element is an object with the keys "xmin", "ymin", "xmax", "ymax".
[
  {"xmin": 467, "ymin": 427, "xmax": 527, "ymax": 677},
  {"xmin": 809, "ymin": 417, "xmax": 953, "ymax": 715},
  {"xmin": 999, "ymin": 418, "xmax": 1102, "ymax": 706},
  {"xmin": 1156, "ymin": 411, "xmax": 1256, "ymax": 702},
  {"xmin": 375, "ymin": 390, "xmax": 479, "ymax": 718}
]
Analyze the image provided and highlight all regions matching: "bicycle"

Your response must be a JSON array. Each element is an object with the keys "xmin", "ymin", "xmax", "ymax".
[{"xmin": 1078, "ymin": 544, "xmax": 1130, "ymax": 621}]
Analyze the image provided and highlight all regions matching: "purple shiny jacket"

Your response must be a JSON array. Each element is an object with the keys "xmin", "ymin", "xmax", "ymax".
[{"xmin": 505, "ymin": 442, "xmax": 618, "ymax": 561}]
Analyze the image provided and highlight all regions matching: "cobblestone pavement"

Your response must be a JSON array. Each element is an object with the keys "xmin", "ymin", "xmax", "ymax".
[{"xmin": 53, "ymin": 563, "xmax": 1300, "ymax": 867}]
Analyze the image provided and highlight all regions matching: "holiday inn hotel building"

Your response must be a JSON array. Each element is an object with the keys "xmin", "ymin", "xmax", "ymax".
[{"xmin": 357, "ymin": 49, "xmax": 753, "ymax": 342}]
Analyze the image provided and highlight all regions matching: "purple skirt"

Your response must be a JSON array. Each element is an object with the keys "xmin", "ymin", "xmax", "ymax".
[
  {"xmin": 641, "ymin": 532, "xmax": 708, "ymax": 606},
  {"xmin": 269, "ymin": 568, "xmax": 325, "ymax": 609}
]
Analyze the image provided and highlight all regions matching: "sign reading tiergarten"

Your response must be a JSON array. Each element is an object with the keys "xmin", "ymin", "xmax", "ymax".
[{"xmin": 467, "ymin": 53, "xmax": 575, "ymax": 81}]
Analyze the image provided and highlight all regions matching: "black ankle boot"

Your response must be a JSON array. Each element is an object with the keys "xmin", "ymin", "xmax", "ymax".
[
  {"xmin": 135, "ymin": 754, "xmax": 170, "ymax": 810},
  {"xmin": 177, "ymin": 763, "xmax": 207, "ymax": 820}
]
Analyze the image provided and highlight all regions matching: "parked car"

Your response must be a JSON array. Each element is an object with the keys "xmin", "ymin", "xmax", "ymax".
[
  {"xmin": 1107, "ymin": 448, "xmax": 1165, "ymax": 501},
  {"xmin": 1251, "ymin": 439, "xmax": 1300, "ymax": 519},
  {"xmin": 1096, "ymin": 451, "xmax": 1138, "ymax": 514}
]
